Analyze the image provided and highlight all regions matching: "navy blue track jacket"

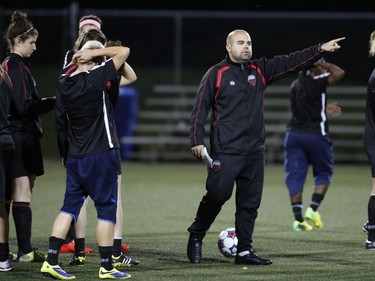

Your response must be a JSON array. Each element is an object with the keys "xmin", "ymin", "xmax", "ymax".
[{"xmin": 190, "ymin": 44, "xmax": 323, "ymax": 156}]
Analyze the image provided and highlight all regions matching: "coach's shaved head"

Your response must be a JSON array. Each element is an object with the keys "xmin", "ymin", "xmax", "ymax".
[{"xmin": 225, "ymin": 29, "xmax": 252, "ymax": 63}]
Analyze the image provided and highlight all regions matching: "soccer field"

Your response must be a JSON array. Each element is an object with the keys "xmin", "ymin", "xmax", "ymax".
[{"xmin": 5, "ymin": 160, "xmax": 375, "ymax": 280}]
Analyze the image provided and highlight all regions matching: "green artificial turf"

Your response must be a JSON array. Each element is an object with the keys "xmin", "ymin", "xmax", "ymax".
[{"xmin": 4, "ymin": 160, "xmax": 374, "ymax": 280}]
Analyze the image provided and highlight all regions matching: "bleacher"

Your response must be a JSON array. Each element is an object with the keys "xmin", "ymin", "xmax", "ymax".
[{"xmin": 121, "ymin": 84, "xmax": 367, "ymax": 163}]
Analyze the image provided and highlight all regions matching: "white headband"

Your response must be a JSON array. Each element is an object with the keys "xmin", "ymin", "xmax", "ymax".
[{"xmin": 16, "ymin": 27, "xmax": 34, "ymax": 38}]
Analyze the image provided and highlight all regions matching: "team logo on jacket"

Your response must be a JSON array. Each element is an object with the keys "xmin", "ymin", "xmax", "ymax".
[
  {"xmin": 210, "ymin": 160, "xmax": 222, "ymax": 172},
  {"xmin": 248, "ymin": 75, "xmax": 256, "ymax": 86}
]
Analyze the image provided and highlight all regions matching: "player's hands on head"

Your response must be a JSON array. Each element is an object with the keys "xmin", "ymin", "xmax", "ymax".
[{"xmin": 73, "ymin": 50, "xmax": 93, "ymax": 64}]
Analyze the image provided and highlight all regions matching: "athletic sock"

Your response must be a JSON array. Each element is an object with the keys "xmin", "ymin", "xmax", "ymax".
[
  {"xmin": 74, "ymin": 238, "xmax": 86, "ymax": 257},
  {"xmin": 367, "ymin": 195, "xmax": 375, "ymax": 241},
  {"xmin": 310, "ymin": 193, "xmax": 324, "ymax": 211},
  {"xmin": 99, "ymin": 246, "xmax": 113, "ymax": 271},
  {"xmin": 368, "ymin": 195, "xmax": 375, "ymax": 225},
  {"xmin": 47, "ymin": 236, "xmax": 65, "ymax": 265},
  {"xmin": 292, "ymin": 202, "xmax": 303, "ymax": 222},
  {"xmin": 12, "ymin": 201, "xmax": 32, "ymax": 254},
  {"xmin": 113, "ymin": 238, "xmax": 122, "ymax": 256},
  {"xmin": 0, "ymin": 243, "xmax": 10, "ymax": 261}
]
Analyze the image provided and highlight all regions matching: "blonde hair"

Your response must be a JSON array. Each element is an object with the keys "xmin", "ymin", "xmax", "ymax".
[
  {"xmin": 370, "ymin": 31, "xmax": 375, "ymax": 57},
  {"xmin": 80, "ymin": 40, "xmax": 105, "ymax": 51},
  {"xmin": 80, "ymin": 40, "xmax": 105, "ymax": 65}
]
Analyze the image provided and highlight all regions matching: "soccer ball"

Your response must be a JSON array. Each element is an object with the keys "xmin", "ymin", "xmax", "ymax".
[{"xmin": 217, "ymin": 227, "xmax": 237, "ymax": 257}]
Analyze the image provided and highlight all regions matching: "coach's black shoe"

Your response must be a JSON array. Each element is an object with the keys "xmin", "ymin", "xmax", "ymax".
[
  {"xmin": 235, "ymin": 250, "xmax": 273, "ymax": 265},
  {"xmin": 187, "ymin": 234, "xmax": 202, "ymax": 264}
]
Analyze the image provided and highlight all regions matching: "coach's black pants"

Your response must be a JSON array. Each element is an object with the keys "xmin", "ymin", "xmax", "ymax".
[{"xmin": 188, "ymin": 150, "xmax": 265, "ymax": 253}]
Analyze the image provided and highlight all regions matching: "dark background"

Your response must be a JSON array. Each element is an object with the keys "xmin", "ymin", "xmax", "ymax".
[
  {"xmin": 1, "ymin": 0, "xmax": 374, "ymax": 12},
  {"xmin": 1, "ymin": 1, "xmax": 374, "ymax": 84},
  {"xmin": 0, "ymin": 1, "xmax": 374, "ymax": 159}
]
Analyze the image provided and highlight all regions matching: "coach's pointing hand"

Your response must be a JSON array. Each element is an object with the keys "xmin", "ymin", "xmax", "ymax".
[{"xmin": 321, "ymin": 37, "xmax": 345, "ymax": 53}]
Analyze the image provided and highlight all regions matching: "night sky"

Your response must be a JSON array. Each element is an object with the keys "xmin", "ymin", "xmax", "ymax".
[{"xmin": 1, "ymin": 0, "xmax": 374, "ymax": 12}]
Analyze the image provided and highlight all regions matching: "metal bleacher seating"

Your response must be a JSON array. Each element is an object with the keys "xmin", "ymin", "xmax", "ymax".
[{"xmin": 121, "ymin": 84, "xmax": 367, "ymax": 163}]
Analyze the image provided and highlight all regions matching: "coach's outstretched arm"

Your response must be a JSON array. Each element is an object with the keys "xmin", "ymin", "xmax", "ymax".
[{"xmin": 320, "ymin": 37, "xmax": 345, "ymax": 53}]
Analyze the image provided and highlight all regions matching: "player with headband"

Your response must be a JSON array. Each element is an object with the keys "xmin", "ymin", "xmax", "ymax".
[{"xmin": 79, "ymin": 19, "xmax": 101, "ymax": 30}]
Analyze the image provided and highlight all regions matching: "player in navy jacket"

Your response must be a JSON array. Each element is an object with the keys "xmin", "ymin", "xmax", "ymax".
[{"xmin": 187, "ymin": 29, "xmax": 345, "ymax": 265}]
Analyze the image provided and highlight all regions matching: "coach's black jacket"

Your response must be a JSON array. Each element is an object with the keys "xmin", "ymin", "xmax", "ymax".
[{"xmin": 190, "ymin": 44, "xmax": 323, "ymax": 156}]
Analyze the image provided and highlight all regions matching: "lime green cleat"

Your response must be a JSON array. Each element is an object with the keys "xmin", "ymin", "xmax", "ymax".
[
  {"xmin": 8, "ymin": 252, "xmax": 17, "ymax": 261},
  {"xmin": 293, "ymin": 220, "xmax": 313, "ymax": 231},
  {"xmin": 41, "ymin": 261, "xmax": 76, "ymax": 280},
  {"xmin": 18, "ymin": 248, "xmax": 46, "ymax": 262},
  {"xmin": 99, "ymin": 267, "xmax": 131, "ymax": 279},
  {"xmin": 305, "ymin": 207, "xmax": 324, "ymax": 228}
]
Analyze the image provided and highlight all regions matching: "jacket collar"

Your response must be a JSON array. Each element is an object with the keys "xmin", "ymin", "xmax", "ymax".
[
  {"xmin": 224, "ymin": 54, "xmax": 248, "ymax": 69},
  {"xmin": 7, "ymin": 52, "xmax": 31, "ymax": 68}
]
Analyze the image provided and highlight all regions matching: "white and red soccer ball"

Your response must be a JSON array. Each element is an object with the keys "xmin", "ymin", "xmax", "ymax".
[{"xmin": 217, "ymin": 227, "xmax": 238, "ymax": 257}]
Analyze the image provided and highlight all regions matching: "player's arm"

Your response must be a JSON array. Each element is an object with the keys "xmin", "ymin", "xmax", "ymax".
[
  {"xmin": 74, "ymin": 46, "xmax": 130, "ymax": 71},
  {"xmin": 120, "ymin": 62, "xmax": 137, "ymax": 86},
  {"xmin": 319, "ymin": 59, "xmax": 345, "ymax": 84}
]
